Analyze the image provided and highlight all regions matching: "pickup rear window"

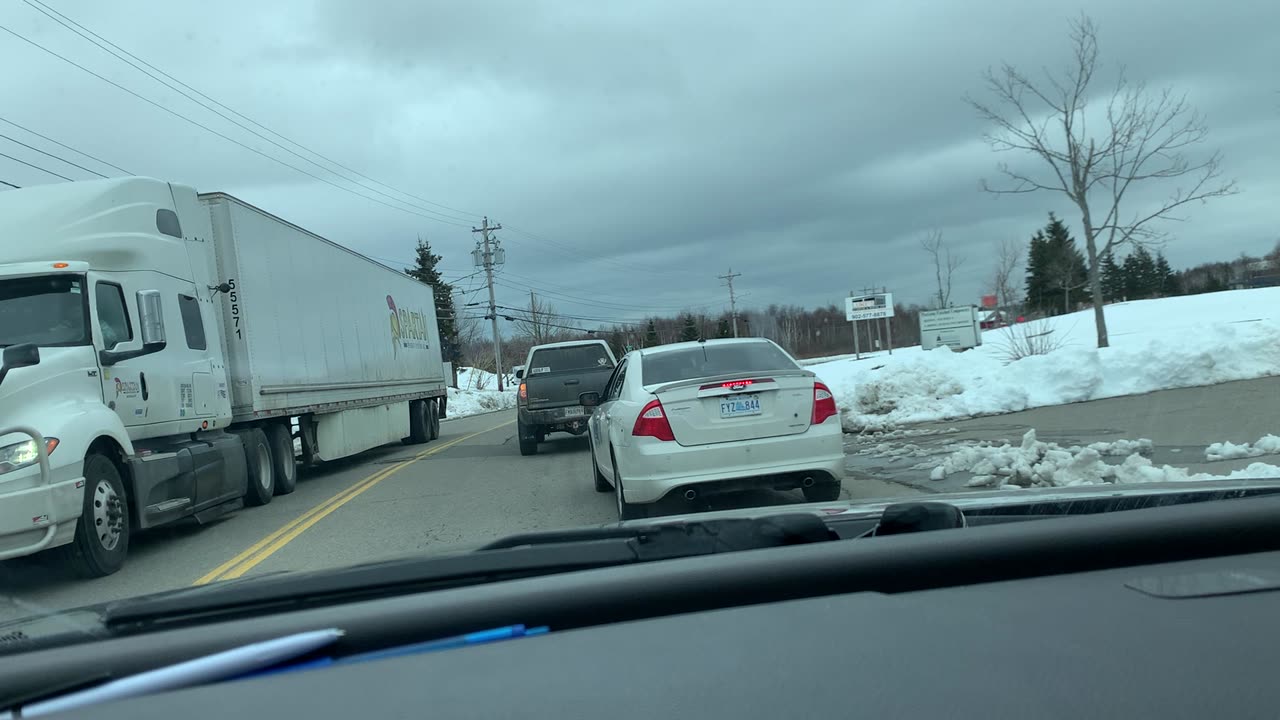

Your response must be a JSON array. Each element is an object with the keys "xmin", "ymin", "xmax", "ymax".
[
  {"xmin": 642, "ymin": 342, "xmax": 798, "ymax": 385},
  {"xmin": 527, "ymin": 345, "xmax": 614, "ymax": 374}
]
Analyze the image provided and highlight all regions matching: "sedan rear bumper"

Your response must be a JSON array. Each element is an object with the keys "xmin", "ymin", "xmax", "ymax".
[{"xmin": 617, "ymin": 422, "xmax": 845, "ymax": 505}]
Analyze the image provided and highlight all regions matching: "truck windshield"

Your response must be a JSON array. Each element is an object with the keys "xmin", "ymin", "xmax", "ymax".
[
  {"xmin": 0, "ymin": 275, "xmax": 90, "ymax": 348},
  {"xmin": 527, "ymin": 344, "xmax": 613, "ymax": 374}
]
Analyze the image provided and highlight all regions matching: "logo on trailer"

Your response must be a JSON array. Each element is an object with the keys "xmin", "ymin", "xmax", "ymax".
[{"xmin": 387, "ymin": 295, "xmax": 431, "ymax": 354}]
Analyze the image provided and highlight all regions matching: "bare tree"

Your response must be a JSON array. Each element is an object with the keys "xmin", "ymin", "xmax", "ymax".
[
  {"xmin": 967, "ymin": 14, "xmax": 1237, "ymax": 347},
  {"xmin": 511, "ymin": 291, "xmax": 559, "ymax": 344},
  {"xmin": 920, "ymin": 230, "xmax": 964, "ymax": 308},
  {"xmin": 991, "ymin": 237, "xmax": 1023, "ymax": 312}
]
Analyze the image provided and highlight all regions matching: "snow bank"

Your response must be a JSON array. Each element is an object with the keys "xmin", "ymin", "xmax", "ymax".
[
  {"xmin": 930, "ymin": 430, "xmax": 1280, "ymax": 489},
  {"xmin": 448, "ymin": 386, "xmax": 516, "ymax": 417},
  {"xmin": 1205, "ymin": 435, "xmax": 1280, "ymax": 461},
  {"xmin": 809, "ymin": 287, "xmax": 1280, "ymax": 431}
]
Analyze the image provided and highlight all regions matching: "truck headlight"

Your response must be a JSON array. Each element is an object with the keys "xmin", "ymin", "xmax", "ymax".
[{"xmin": 0, "ymin": 437, "xmax": 59, "ymax": 475}]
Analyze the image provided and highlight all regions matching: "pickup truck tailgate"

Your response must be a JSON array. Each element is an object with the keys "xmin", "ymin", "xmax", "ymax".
[{"xmin": 525, "ymin": 366, "xmax": 613, "ymax": 409}]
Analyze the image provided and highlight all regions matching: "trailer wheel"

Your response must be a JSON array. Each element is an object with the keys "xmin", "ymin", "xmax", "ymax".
[
  {"xmin": 409, "ymin": 399, "xmax": 430, "ymax": 444},
  {"xmin": 266, "ymin": 423, "xmax": 298, "ymax": 495},
  {"xmin": 427, "ymin": 400, "xmax": 441, "ymax": 441},
  {"xmin": 56, "ymin": 453, "xmax": 130, "ymax": 578},
  {"xmin": 242, "ymin": 428, "xmax": 275, "ymax": 506}
]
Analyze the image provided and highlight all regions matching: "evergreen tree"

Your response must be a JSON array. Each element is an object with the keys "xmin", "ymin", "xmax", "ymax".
[
  {"xmin": 1024, "ymin": 213, "xmax": 1087, "ymax": 315},
  {"xmin": 1154, "ymin": 252, "xmax": 1177, "ymax": 296},
  {"xmin": 716, "ymin": 317, "xmax": 732, "ymax": 338},
  {"xmin": 404, "ymin": 237, "xmax": 459, "ymax": 362},
  {"xmin": 679, "ymin": 314, "xmax": 700, "ymax": 342},
  {"xmin": 1100, "ymin": 250, "xmax": 1125, "ymax": 302},
  {"xmin": 644, "ymin": 319, "xmax": 659, "ymax": 347},
  {"xmin": 1123, "ymin": 246, "xmax": 1159, "ymax": 300}
]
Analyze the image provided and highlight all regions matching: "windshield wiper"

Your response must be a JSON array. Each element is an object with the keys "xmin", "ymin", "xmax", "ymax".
[{"xmin": 101, "ymin": 514, "xmax": 836, "ymax": 633}]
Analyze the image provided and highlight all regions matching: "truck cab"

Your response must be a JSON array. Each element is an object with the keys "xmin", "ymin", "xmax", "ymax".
[{"xmin": 0, "ymin": 177, "xmax": 245, "ymax": 577}]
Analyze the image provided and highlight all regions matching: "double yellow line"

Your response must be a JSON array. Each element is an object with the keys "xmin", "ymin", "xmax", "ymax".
[{"xmin": 193, "ymin": 419, "xmax": 513, "ymax": 585}]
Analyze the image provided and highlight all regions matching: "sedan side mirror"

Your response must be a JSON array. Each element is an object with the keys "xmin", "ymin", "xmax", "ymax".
[
  {"xmin": 514, "ymin": 368, "xmax": 524, "ymax": 379},
  {"xmin": 578, "ymin": 391, "xmax": 601, "ymax": 408}
]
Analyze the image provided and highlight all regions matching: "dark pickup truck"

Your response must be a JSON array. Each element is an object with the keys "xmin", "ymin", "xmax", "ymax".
[{"xmin": 515, "ymin": 340, "xmax": 617, "ymax": 456}]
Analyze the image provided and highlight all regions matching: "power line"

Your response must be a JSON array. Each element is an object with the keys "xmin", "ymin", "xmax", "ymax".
[
  {"xmin": 0, "ymin": 150, "xmax": 71, "ymax": 181},
  {"xmin": 18, "ymin": 0, "xmax": 482, "ymax": 226},
  {"xmin": 0, "ymin": 22, "xmax": 477, "ymax": 228},
  {"xmin": 492, "ymin": 277, "xmax": 724, "ymax": 313},
  {"xmin": 0, "ymin": 179, "xmax": 20, "ymax": 189},
  {"xmin": 0, "ymin": 131, "xmax": 106, "ymax": 178},
  {"xmin": 0, "ymin": 115, "xmax": 130, "ymax": 174},
  {"xmin": 492, "ymin": 304, "xmax": 648, "ymax": 326}
]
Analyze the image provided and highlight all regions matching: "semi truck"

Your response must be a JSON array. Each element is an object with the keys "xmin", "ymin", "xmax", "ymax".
[{"xmin": 0, "ymin": 177, "xmax": 447, "ymax": 577}]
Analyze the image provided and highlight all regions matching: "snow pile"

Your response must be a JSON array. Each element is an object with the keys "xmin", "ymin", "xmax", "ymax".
[
  {"xmin": 456, "ymin": 366, "xmax": 503, "ymax": 390},
  {"xmin": 1205, "ymin": 435, "xmax": 1280, "ymax": 461},
  {"xmin": 808, "ymin": 287, "xmax": 1280, "ymax": 432},
  {"xmin": 447, "ymin": 385, "xmax": 516, "ymax": 417},
  {"xmin": 930, "ymin": 430, "xmax": 1280, "ymax": 489}
]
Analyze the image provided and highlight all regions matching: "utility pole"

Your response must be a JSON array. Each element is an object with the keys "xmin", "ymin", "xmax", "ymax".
[
  {"xmin": 472, "ymin": 216, "xmax": 504, "ymax": 391},
  {"xmin": 718, "ymin": 268, "xmax": 742, "ymax": 337}
]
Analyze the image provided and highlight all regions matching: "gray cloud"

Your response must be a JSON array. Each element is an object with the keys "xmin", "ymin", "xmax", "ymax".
[{"xmin": 1, "ymin": 0, "xmax": 1274, "ymax": 329}]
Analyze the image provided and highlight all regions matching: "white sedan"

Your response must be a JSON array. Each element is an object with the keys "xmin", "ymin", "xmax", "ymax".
[{"xmin": 583, "ymin": 338, "xmax": 844, "ymax": 520}]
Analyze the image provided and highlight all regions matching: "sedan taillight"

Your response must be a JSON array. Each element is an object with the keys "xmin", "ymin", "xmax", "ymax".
[
  {"xmin": 632, "ymin": 399, "xmax": 675, "ymax": 441},
  {"xmin": 812, "ymin": 382, "xmax": 838, "ymax": 425}
]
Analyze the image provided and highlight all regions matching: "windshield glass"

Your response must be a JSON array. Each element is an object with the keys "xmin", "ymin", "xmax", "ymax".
[
  {"xmin": 1, "ymin": 1, "xmax": 1277, "ymax": 663},
  {"xmin": 0, "ymin": 276, "xmax": 89, "ymax": 348},
  {"xmin": 642, "ymin": 343, "xmax": 797, "ymax": 386},
  {"xmin": 527, "ymin": 344, "xmax": 613, "ymax": 374}
]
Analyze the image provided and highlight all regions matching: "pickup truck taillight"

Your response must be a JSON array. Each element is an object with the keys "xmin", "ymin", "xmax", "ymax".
[{"xmin": 518, "ymin": 382, "xmax": 527, "ymax": 401}]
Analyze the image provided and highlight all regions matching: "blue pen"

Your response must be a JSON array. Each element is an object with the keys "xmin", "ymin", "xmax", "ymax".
[{"xmin": 234, "ymin": 624, "xmax": 549, "ymax": 682}]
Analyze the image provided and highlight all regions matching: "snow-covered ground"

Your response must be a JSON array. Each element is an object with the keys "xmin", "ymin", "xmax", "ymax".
[
  {"xmin": 810, "ymin": 287, "xmax": 1280, "ymax": 432},
  {"xmin": 450, "ymin": 367, "xmax": 516, "ymax": 418},
  {"xmin": 1205, "ymin": 435, "xmax": 1280, "ymax": 461},
  {"xmin": 925, "ymin": 430, "xmax": 1280, "ymax": 489}
]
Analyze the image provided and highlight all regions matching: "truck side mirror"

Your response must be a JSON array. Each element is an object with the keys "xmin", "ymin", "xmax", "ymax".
[
  {"xmin": 514, "ymin": 368, "xmax": 524, "ymax": 379},
  {"xmin": 100, "ymin": 291, "xmax": 167, "ymax": 366},
  {"xmin": 137, "ymin": 289, "xmax": 166, "ymax": 345},
  {"xmin": 3, "ymin": 343, "xmax": 40, "ymax": 370},
  {"xmin": 579, "ymin": 391, "xmax": 601, "ymax": 408},
  {"xmin": 0, "ymin": 343, "xmax": 40, "ymax": 388}
]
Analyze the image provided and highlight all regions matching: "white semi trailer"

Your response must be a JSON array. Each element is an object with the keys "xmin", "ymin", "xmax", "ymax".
[{"xmin": 0, "ymin": 177, "xmax": 447, "ymax": 577}]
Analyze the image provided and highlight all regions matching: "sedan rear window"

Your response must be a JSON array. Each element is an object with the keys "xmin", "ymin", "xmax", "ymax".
[
  {"xmin": 527, "ymin": 344, "xmax": 614, "ymax": 374},
  {"xmin": 642, "ymin": 342, "xmax": 798, "ymax": 385}
]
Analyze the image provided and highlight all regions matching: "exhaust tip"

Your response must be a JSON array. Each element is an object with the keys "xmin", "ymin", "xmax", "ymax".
[
  {"xmin": 801, "ymin": 476, "xmax": 816, "ymax": 488},
  {"xmin": 684, "ymin": 489, "xmax": 698, "ymax": 501}
]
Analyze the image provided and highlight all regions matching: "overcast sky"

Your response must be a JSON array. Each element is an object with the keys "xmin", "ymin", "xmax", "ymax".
[{"xmin": 1, "ymin": 1, "xmax": 1275, "ymax": 329}]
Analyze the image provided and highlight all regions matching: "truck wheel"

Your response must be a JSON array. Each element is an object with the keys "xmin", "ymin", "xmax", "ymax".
[
  {"xmin": 266, "ymin": 423, "xmax": 297, "ymax": 495},
  {"xmin": 427, "ymin": 400, "xmax": 441, "ymax": 441},
  {"xmin": 408, "ymin": 400, "xmax": 430, "ymax": 444},
  {"xmin": 56, "ymin": 453, "xmax": 130, "ymax": 578},
  {"xmin": 243, "ymin": 428, "xmax": 275, "ymax": 506},
  {"xmin": 518, "ymin": 418, "xmax": 538, "ymax": 456}
]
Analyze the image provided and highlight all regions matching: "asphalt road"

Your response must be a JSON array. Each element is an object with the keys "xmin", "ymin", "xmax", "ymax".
[
  {"xmin": 0, "ymin": 411, "xmax": 904, "ymax": 618},
  {"xmin": 6, "ymin": 377, "xmax": 1275, "ymax": 618}
]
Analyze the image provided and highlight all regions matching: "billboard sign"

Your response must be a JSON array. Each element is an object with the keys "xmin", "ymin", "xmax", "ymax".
[
  {"xmin": 919, "ymin": 306, "xmax": 983, "ymax": 350},
  {"xmin": 846, "ymin": 292, "xmax": 894, "ymax": 322}
]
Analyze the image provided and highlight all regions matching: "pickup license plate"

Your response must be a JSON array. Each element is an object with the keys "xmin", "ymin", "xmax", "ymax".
[
  {"xmin": 720, "ymin": 394, "xmax": 761, "ymax": 418},
  {"xmin": 562, "ymin": 406, "xmax": 585, "ymax": 418}
]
